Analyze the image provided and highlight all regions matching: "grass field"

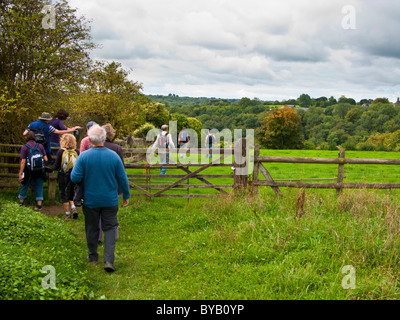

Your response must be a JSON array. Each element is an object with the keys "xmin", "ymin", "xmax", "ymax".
[
  {"xmin": 2, "ymin": 149, "xmax": 400, "ymax": 300},
  {"xmin": 128, "ymin": 148, "xmax": 400, "ymax": 197}
]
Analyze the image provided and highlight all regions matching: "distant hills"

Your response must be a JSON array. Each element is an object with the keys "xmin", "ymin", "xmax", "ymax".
[{"xmin": 147, "ymin": 94, "xmax": 241, "ymax": 107}]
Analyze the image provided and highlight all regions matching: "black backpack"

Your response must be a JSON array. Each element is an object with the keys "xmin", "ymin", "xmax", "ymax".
[
  {"xmin": 28, "ymin": 122, "xmax": 48, "ymax": 149},
  {"xmin": 208, "ymin": 134, "xmax": 215, "ymax": 145},
  {"xmin": 25, "ymin": 143, "xmax": 45, "ymax": 172}
]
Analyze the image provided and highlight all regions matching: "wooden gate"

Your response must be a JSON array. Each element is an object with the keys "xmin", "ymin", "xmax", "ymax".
[
  {"xmin": 0, "ymin": 139, "xmax": 250, "ymax": 202},
  {"xmin": 125, "ymin": 139, "xmax": 249, "ymax": 199}
]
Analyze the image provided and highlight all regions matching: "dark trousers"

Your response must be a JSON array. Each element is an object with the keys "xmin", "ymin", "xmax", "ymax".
[{"xmin": 83, "ymin": 205, "xmax": 119, "ymax": 263}]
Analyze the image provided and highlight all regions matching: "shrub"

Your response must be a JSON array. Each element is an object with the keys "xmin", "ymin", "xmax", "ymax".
[
  {"xmin": 133, "ymin": 122, "xmax": 156, "ymax": 139},
  {"xmin": 0, "ymin": 202, "xmax": 92, "ymax": 300},
  {"xmin": 341, "ymin": 140, "xmax": 357, "ymax": 151},
  {"xmin": 318, "ymin": 142, "xmax": 337, "ymax": 150},
  {"xmin": 303, "ymin": 141, "xmax": 316, "ymax": 150},
  {"xmin": 356, "ymin": 141, "xmax": 375, "ymax": 151},
  {"xmin": 375, "ymin": 143, "xmax": 389, "ymax": 152}
]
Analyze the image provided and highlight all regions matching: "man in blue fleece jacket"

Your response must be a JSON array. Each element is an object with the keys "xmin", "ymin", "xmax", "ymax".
[{"xmin": 71, "ymin": 124, "xmax": 130, "ymax": 272}]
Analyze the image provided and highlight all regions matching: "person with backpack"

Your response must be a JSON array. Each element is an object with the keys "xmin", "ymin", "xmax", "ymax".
[
  {"xmin": 23, "ymin": 112, "xmax": 81, "ymax": 165},
  {"xmin": 18, "ymin": 131, "xmax": 48, "ymax": 211},
  {"xmin": 205, "ymin": 130, "xmax": 216, "ymax": 159},
  {"xmin": 54, "ymin": 134, "xmax": 80, "ymax": 220},
  {"xmin": 178, "ymin": 127, "xmax": 190, "ymax": 159},
  {"xmin": 152, "ymin": 124, "xmax": 175, "ymax": 174}
]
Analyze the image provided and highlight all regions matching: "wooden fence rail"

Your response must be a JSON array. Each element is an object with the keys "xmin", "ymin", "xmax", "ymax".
[
  {"xmin": 7, "ymin": 140, "xmax": 400, "ymax": 202},
  {"xmin": 252, "ymin": 145, "xmax": 400, "ymax": 196},
  {"xmin": 0, "ymin": 142, "xmax": 248, "ymax": 203}
]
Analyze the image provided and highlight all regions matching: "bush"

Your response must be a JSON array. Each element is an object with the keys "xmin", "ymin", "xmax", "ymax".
[
  {"xmin": 341, "ymin": 140, "xmax": 357, "ymax": 151},
  {"xmin": 0, "ymin": 202, "xmax": 92, "ymax": 300},
  {"xmin": 375, "ymin": 143, "xmax": 389, "ymax": 152},
  {"xmin": 356, "ymin": 142, "xmax": 375, "ymax": 151},
  {"xmin": 303, "ymin": 141, "xmax": 316, "ymax": 150},
  {"xmin": 133, "ymin": 122, "xmax": 156, "ymax": 139},
  {"xmin": 318, "ymin": 142, "xmax": 337, "ymax": 150}
]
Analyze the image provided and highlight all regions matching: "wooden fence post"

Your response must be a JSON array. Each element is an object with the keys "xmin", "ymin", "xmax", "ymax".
[
  {"xmin": 234, "ymin": 138, "xmax": 248, "ymax": 193},
  {"xmin": 336, "ymin": 148, "xmax": 346, "ymax": 196},
  {"xmin": 252, "ymin": 144, "xmax": 260, "ymax": 195},
  {"xmin": 48, "ymin": 172, "xmax": 57, "ymax": 205}
]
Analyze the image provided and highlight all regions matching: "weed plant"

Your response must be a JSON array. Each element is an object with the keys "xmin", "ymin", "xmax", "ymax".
[{"xmin": 0, "ymin": 202, "xmax": 92, "ymax": 300}]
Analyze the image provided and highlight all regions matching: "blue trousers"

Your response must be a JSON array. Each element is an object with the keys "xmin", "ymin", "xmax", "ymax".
[
  {"xmin": 160, "ymin": 153, "xmax": 169, "ymax": 175},
  {"xmin": 208, "ymin": 144, "xmax": 213, "ymax": 158},
  {"xmin": 18, "ymin": 178, "xmax": 44, "ymax": 201}
]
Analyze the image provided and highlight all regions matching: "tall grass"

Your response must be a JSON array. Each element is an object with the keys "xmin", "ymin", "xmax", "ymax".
[{"xmin": 67, "ymin": 188, "xmax": 400, "ymax": 300}]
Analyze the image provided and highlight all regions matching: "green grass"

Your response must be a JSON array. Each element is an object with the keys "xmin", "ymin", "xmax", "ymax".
[
  {"xmin": 258, "ymin": 149, "xmax": 400, "ymax": 184},
  {"xmin": 64, "ymin": 189, "xmax": 400, "ymax": 300},
  {"xmin": 2, "ymin": 149, "xmax": 400, "ymax": 300}
]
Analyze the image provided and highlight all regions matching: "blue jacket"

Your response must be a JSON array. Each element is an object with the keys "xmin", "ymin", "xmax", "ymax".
[
  {"xmin": 28, "ymin": 120, "xmax": 52, "ymax": 154},
  {"xmin": 71, "ymin": 147, "xmax": 130, "ymax": 208}
]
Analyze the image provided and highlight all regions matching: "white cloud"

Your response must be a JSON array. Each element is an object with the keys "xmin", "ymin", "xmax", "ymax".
[{"xmin": 67, "ymin": 0, "xmax": 400, "ymax": 101}]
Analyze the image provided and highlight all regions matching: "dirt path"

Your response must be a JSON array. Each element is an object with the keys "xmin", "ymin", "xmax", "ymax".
[{"xmin": 40, "ymin": 205, "xmax": 65, "ymax": 218}]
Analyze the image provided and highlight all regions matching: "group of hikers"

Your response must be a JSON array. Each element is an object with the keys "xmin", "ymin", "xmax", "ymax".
[
  {"xmin": 18, "ymin": 111, "xmax": 129, "ymax": 272},
  {"xmin": 151, "ymin": 124, "xmax": 216, "ymax": 173},
  {"xmin": 17, "ymin": 110, "xmax": 216, "ymax": 272}
]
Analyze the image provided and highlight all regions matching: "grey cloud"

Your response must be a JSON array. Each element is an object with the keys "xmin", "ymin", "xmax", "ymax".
[
  {"xmin": 254, "ymin": 40, "xmax": 330, "ymax": 63},
  {"xmin": 90, "ymin": 23, "xmax": 122, "ymax": 42},
  {"xmin": 68, "ymin": 0, "xmax": 400, "ymax": 101}
]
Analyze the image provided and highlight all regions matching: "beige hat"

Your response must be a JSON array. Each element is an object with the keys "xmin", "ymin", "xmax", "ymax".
[{"xmin": 38, "ymin": 112, "xmax": 52, "ymax": 121}]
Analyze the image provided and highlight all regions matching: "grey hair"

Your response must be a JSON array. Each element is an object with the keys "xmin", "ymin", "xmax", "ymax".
[
  {"xmin": 88, "ymin": 124, "xmax": 106, "ymax": 145},
  {"xmin": 161, "ymin": 124, "xmax": 168, "ymax": 131}
]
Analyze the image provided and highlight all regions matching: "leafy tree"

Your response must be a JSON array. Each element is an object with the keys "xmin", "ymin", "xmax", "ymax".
[
  {"xmin": 345, "ymin": 108, "xmax": 360, "ymax": 122},
  {"xmin": 372, "ymin": 98, "xmax": 390, "ymax": 104},
  {"xmin": 144, "ymin": 102, "xmax": 170, "ymax": 129},
  {"xmin": 258, "ymin": 106, "xmax": 304, "ymax": 149},
  {"xmin": 186, "ymin": 117, "xmax": 202, "ymax": 146},
  {"xmin": 297, "ymin": 94, "xmax": 312, "ymax": 108},
  {"xmin": 69, "ymin": 61, "xmax": 146, "ymax": 138},
  {"xmin": 314, "ymin": 96, "xmax": 328, "ymax": 108},
  {"xmin": 359, "ymin": 99, "xmax": 372, "ymax": 105},
  {"xmin": 0, "ymin": 0, "xmax": 95, "ymax": 88},
  {"xmin": 333, "ymin": 103, "xmax": 352, "ymax": 119},
  {"xmin": 133, "ymin": 122, "xmax": 156, "ymax": 139},
  {"xmin": 328, "ymin": 96, "xmax": 337, "ymax": 105},
  {"xmin": 338, "ymin": 95, "xmax": 356, "ymax": 105},
  {"xmin": 170, "ymin": 113, "xmax": 189, "ymax": 132},
  {"xmin": 0, "ymin": 0, "xmax": 95, "ymax": 143}
]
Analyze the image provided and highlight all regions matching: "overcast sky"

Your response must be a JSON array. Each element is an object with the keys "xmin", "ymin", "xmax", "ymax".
[{"xmin": 67, "ymin": 0, "xmax": 400, "ymax": 102}]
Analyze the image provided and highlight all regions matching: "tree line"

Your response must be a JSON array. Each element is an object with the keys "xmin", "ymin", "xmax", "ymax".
[{"xmin": 150, "ymin": 95, "xmax": 400, "ymax": 151}]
